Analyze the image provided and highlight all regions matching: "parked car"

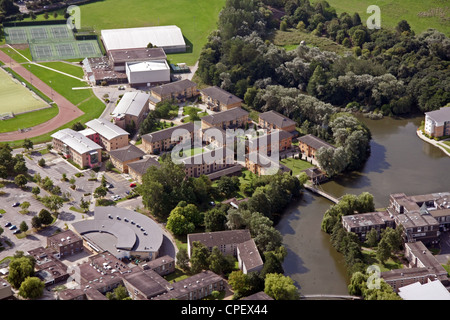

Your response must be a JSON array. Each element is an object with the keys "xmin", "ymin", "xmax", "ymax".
[
  {"xmin": 13, "ymin": 229, "xmax": 21, "ymax": 234},
  {"xmin": 107, "ymin": 183, "xmax": 114, "ymax": 189},
  {"xmin": 130, "ymin": 183, "xmax": 136, "ymax": 188},
  {"xmin": 12, "ymin": 202, "xmax": 20, "ymax": 207},
  {"xmin": 9, "ymin": 225, "xmax": 16, "ymax": 230},
  {"xmin": 4, "ymin": 222, "xmax": 11, "ymax": 227}
]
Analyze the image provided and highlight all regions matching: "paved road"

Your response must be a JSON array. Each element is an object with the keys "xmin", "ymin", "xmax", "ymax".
[{"xmin": 0, "ymin": 51, "xmax": 84, "ymax": 142}]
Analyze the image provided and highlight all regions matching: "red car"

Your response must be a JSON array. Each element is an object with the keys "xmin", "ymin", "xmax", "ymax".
[{"xmin": 130, "ymin": 183, "xmax": 136, "ymax": 188}]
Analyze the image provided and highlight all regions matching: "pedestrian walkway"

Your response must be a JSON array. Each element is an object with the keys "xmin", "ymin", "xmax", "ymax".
[{"xmin": 416, "ymin": 129, "xmax": 450, "ymax": 157}]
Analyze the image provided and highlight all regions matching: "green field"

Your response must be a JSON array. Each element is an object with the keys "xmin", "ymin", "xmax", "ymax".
[
  {"xmin": 280, "ymin": 157, "xmax": 314, "ymax": 176},
  {"xmin": 0, "ymin": 67, "xmax": 48, "ymax": 114},
  {"xmin": 5, "ymin": 62, "xmax": 105, "ymax": 147},
  {"xmin": 315, "ymin": 0, "xmax": 450, "ymax": 36},
  {"xmin": 21, "ymin": 0, "xmax": 226, "ymax": 65},
  {"xmin": 0, "ymin": 47, "xmax": 33, "ymax": 63}
]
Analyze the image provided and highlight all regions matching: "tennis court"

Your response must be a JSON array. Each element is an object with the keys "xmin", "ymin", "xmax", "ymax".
[
  {"xmin": 4, "ymin": 24, "xmax": 102, "ymax": 61},
  {"xmin": 30, "ymin": 40, "xmax": 102, "ymax": 61}
]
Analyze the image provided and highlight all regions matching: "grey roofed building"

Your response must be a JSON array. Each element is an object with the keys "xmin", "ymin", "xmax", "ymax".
[
  {"xmin": 246, "ymin": 129, "xmax": 293, "ymax": 148},
  {"xmin": 237, "ymin": 239, "xmax": 263, "ymax": 274},
  {"xmin": 297, "ymin": 134, "xmax": 336, "ymax": 150},
  {"xmin": 179, "ymin": 146, "xmax": 233, "ymax": 168},
  {"xmin": 127, "ymin": 156, "xmax": 161, "ymax": 175},
  {"xmin": 201, "ymin": 107, "xmax": 249, "ymax": 126},
  {"xmin": 187, "ymin": 229, "xmax": 251, "ymax": 257},
  {"xmin": 85, "ymin": 118, "xmax": 129, "ymax": 141},
  {"xmin": 51, "ymin": 128, "xmax": 102, "ymax": 155},
  {"xmin": 150, "ymin": 79, "xmax": 197, "ymax": 96},
  {"xmin": 71, "ymin": 207, "xmax": 164, "ymax": 259},
  {"xmin": 122, "ymin": 269, "xmax": 169, "ymax": 299},
  {"xmin": 108, "ymin": 144, "xmax": 145, "ymax": 162},
  {"xmin": 141, "ymin": 122, "xmax": 197, "ymax": 143},
  {"xmin": 108, "ymin": 47, "xmax": 167, "ymax": 64},
  {"xmin": 101, "ymin": 25, "xmax": 186, "ymax": 53},
  {"xmin": 206, "ymin": 164, "xmax": 244, "ymax": 181},
  {"xmin": 241, "ymin": 291, "xmax": 274, "ymax": 300},
  {"xmin": 112, "ymin": 91, "xmax": 150, "ymax": 118},
  {"xmin": 200, "ymin": 86, "xmax": 242, "ymax": 106},
  {"xmin": 424, "ymin": 106, "xmax": 450, "ymax": 122},
  {"xmin": 151, "ymin": 270, "xmax": 224, "ymax": 300},
  {"xmin": 259, "ymin": 110, "xmax": 296, "ymax": 128}
]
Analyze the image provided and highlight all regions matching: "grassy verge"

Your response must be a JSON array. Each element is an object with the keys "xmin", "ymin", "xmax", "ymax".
[
  {"xmin": 0, "ymin": 105, "xmax": 59, "ymax": 133},
  {"xmin": 1, "ymin": 47, "xmax": 32, "ymax": 63},
  {"xmin": 280, "ymin": 157, "xmax": 314, "ymax": 176}
]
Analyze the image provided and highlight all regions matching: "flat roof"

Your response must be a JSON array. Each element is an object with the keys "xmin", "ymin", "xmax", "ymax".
[
  {"xmin": 109, "ymin": 47, "xmax": 167, "ymax": 63},
  {"xmin": 399, "ymin": 280, "xmax": 450, "ymax": 300},
  {"xmin": 51, "ymin": 128, "xmax": 102, "ymax": 155},
  {"xmin": 112, "ymin": 91, "xmax": 150, "ymax": 118},
  {"xmin": 101, "ymin": 25, "xmax": 186, "ymax": 52},
  {"xmin": 85, "ymin": 118, "xmax": 129, "ymax": 141},
  {"xmin": 72, "ymin": 207, "xmax": 163, "ymax": 256},
  {"xmin": 126, "ymin": 60, "xmax": 169, "ymax": 72}
]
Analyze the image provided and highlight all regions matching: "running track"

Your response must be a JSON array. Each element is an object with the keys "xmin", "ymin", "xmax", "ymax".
[{"xmin": 0, "ymin": 50, "xmax": 84, "ymax": 142}]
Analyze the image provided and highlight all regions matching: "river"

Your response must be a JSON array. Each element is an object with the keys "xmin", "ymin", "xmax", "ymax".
[{"xmin": 277, "ymin": 115, "xmax": 450, "ymax": 296}]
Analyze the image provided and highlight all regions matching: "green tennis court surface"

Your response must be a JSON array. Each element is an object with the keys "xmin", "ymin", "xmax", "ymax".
[{"xmin": 4, "ymin": 24, "xmax": 102, "ymax": 61}]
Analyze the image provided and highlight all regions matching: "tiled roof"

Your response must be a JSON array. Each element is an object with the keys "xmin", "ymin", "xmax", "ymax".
[
  {"xmin": 201, "ymin": 86, "xmax": 242, "ymax": 106},
  {"xmin": 108, "ymin": 144, "xmax": 145, "ymax": 162},
  {"xmin": 259, "ymin": 110, "xmax": 296, "ymax": 128},
  {"xmin": 201, "ymin": 107, "xmax": 249, "ymax": 125},
  {"xmin": 297, "ymin": 134, "xmax": 335, "ymax": 150},
  {"xmin": 150, "ymin": 79, "xmax": 196, "ymax": 96}
]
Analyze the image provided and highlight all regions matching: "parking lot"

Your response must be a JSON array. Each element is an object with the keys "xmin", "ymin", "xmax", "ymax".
[{"xmin": 0, "ymin": 148, "xmax": 138, "ymax": 261}]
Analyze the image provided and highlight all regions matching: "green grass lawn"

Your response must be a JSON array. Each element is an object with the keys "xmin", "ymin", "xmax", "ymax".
[
  {"xmin": 362, "ymin": 248, "xmax": 404, "ymax": 272},
  {"xmin": 183, "ymin": 106, "xmax": 202, "ymax": 115},
  {"xmin": 25, "ymin": 63, "xmax": 92, "ymax": 105},
  {"xmin": 1, "ymin": 47, "xmax": 33, "ymax": 63},
  {"xmin": 0, "ymin": 105, "xmax": 59, "ymax": 133},
  {"xmin": 21, "ymin": 0, "xmax": 226, "ymax": 65},
  {"xmin": 39, "ymin": 61, "xmax": 85, "ymax": 78},
  {"xmin": 273, "ymin": 29, "xmax": 350, "ymax": 55},
  {"xmin": 315, "ymin": 0, "xmax": 450, "ymax": 36},
  {"xmin": 6, "ymin": 63, "xmax": 105, "ymax": 147},
  {"xmin": 280, "ymin": 157, "xmax": 314, "ymax": 176}
]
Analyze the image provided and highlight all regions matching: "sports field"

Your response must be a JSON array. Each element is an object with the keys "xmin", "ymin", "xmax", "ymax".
[
  {"xmin": 4, "ymin": 24, "xmax": 103, "ymax": 61},
  {"xmin": 0, "ymin": 67, "xmax": 48, "ymax": 114},
  {"xmin": 22, "ymin": 0, "xmax": 226, "ymax": 65}
]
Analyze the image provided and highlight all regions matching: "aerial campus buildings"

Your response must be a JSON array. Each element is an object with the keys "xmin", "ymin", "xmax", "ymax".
[{"xmin": 84, "ymin": 25, "xmax": 186, "ymax": 87}]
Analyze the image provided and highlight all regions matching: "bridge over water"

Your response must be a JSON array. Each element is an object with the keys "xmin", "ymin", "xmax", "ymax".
[{"xmin": 303, "ymin": 184, "xmax": 341, "ymax": 204}]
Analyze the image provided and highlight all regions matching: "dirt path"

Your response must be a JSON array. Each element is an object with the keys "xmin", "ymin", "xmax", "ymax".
[{"xmin": 0, "ymin": 51, "xmax": 84, "ymax": 142}]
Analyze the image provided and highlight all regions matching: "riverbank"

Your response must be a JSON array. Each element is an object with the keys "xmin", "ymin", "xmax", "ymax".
[{"xmin": 416, "ymin": 129, "xmax": 450, "ymax": 158}]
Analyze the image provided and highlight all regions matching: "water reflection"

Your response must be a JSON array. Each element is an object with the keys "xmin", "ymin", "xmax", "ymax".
[{"xmin": 278, "ymin": 115, "xmax": 450, "ymax": 296}]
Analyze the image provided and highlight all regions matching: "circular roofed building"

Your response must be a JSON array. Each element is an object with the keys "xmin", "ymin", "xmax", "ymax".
[{"xmin": 72, "ymin": 207, "xmax": 163, "ymax": 260}]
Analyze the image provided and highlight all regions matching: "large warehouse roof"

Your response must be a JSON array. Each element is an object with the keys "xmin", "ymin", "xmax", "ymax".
[{"xmin": 101, "ymin": 25, "xmax": 186, "ymax": 52}]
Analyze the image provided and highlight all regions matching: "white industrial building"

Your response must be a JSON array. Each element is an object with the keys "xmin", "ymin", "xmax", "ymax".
[
  {"xmin": 101, "ymin": 25, "xmax": 186, "ymax": 53},
  {"xmin": 125, "ymin": 60, "xmax": 170, "ymax": 87}
]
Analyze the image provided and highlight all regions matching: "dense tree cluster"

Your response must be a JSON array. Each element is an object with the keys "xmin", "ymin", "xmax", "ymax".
[
  {"xmin": 272, "ymin": 0, "xmax": 450, "ymax": 114},
  {"xmin": 0, "ymin": 144, "xmax": 28, "ymax": 179},
  {"xmin": 197, "ymin": 0, "xmax": 449, "ymax": 124}
]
